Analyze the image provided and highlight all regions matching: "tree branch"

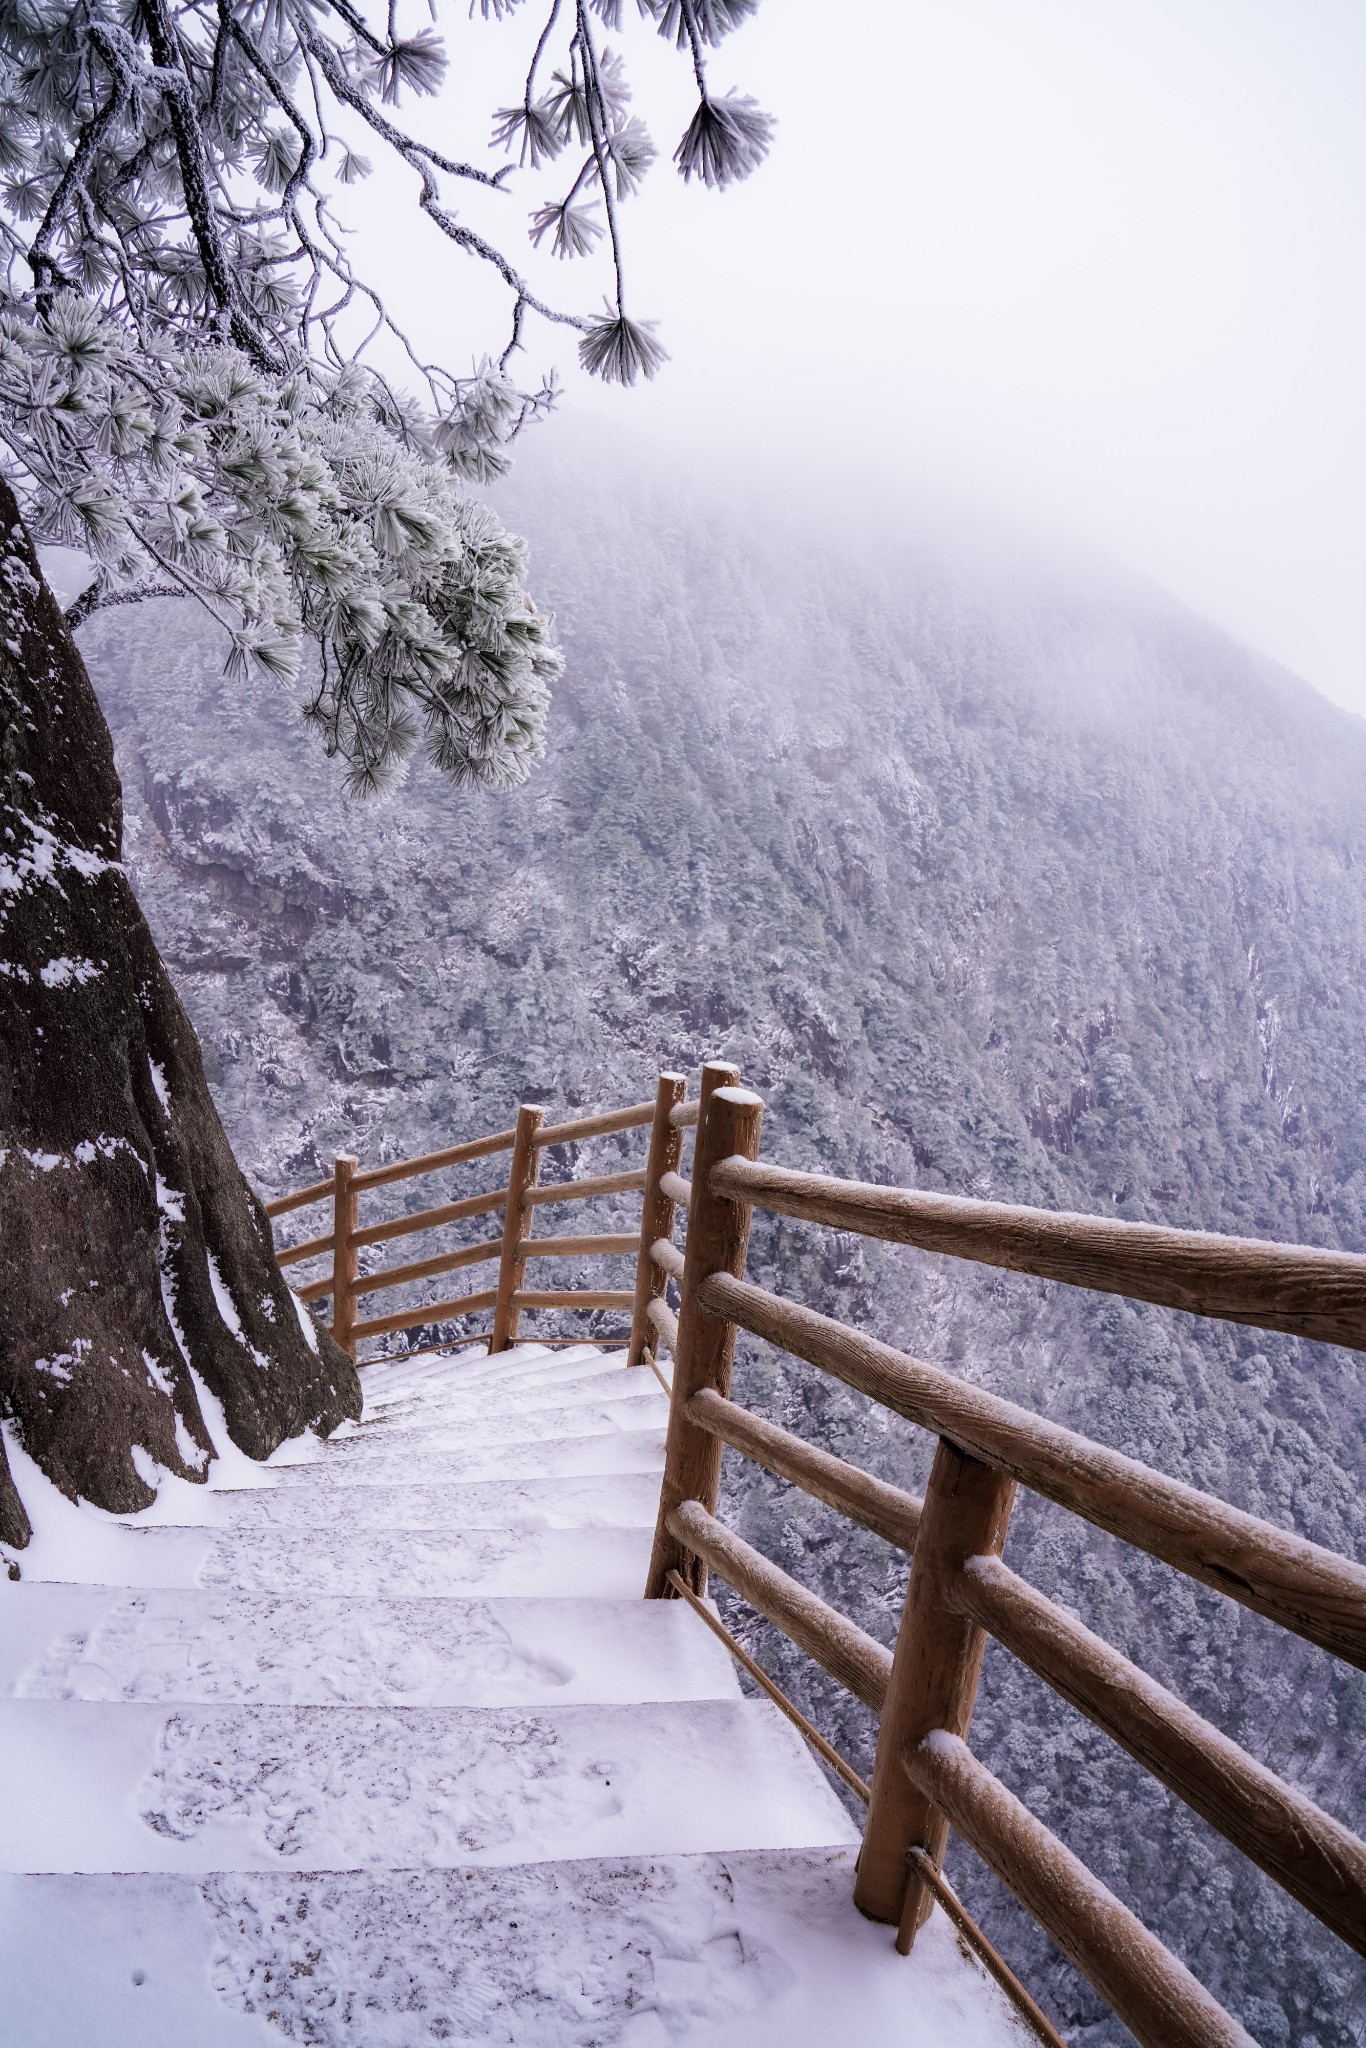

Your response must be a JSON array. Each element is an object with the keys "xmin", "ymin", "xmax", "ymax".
[{"xmin": 65, "ymin": 576, "xmax": 187, "ymax": 631}]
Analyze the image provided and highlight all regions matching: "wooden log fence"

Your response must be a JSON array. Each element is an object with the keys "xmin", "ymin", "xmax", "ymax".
[
  {"xmin": 639, "ymin": 1072, "xmax": 1366, "ymax": 2047},
  {"xmin": 262, "ymin": 1062, "xmax": 1366, "ymax": 2043},
  {"xmin": 262, "ymin": 1080, "xmax": 705, "ymax": 1363}
]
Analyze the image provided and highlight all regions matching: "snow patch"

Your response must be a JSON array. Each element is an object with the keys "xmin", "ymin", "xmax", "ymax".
[
  {"xmin": 148, "ymin": 1060, "xmax": 171, "ymax": 1111},
  {"xmin": 18, "ymin": 1135, "xmax": 144, "ymax": 1175},
  {"xmin": 206, "ymin": 1251, "xmax": 243, "ymax": 1338},
  {"xmin": 33, "ymin": 1342, "xmax": 87, "ymax": 1384},
  {"xmin": 187, "ymin": 1367, "xmax": 280, "ymax": 1495},
  {"xmin": 0, "ymin": 1427, "xmax": 173, "ymax": 1584},
  {"xmin": 39, "ymin": 955, "xmax": 101, "ymax": 989},
  {"xmin": 131, "ymin": 1447, "xmax": 165, "ymax": 1491},
  {"xmin": 143, "ymin": 1350, "xmax": 176, "ymax": 1399},
  {"xmin": 0, "ymin": 819, "xmax": 120, "ymax": 904},
  {"xmin": 173, "ymin": 1410, "xmax": 211, "ymax": 1475},
  {"xmin": 289, "ymin": 1288, "xmax": 319, "ymax": 1355}
]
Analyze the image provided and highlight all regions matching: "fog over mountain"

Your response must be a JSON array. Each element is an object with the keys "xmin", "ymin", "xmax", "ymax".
[{"xmin": 82, "ymin": 442, "xmax": 1366, "ymax": 2044}]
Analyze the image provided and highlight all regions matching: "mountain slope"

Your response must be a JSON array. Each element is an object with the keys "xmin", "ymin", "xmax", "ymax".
[{"xmin": 78, "ymin": 445, "xmax": 1366, "ymax": 2044}]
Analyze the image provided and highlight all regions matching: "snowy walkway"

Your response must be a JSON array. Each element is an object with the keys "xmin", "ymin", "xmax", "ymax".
[{"xmin": 1, "ymin": 1342, "xmax": 1027, "ymax": 2045}]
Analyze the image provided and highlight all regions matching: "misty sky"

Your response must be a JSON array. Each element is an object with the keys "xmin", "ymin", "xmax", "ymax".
[{"xmin": 348, "ymin": 1, "xmax": 1366, "ymax": 717}]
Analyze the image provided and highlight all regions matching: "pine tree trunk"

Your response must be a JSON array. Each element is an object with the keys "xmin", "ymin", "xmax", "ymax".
[{"xmin": 0, "ymin": 479, "xmax": 360, "ymax": 1553}]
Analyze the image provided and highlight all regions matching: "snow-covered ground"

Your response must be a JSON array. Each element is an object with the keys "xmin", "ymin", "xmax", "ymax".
[{"xmin": 1, "ymin": 1341, "xmax": 1029, "ymax": 2045}]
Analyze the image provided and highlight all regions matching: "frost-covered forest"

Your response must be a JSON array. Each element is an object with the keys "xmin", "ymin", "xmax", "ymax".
[{"xmin": 80, "ymin": 440, "xmax": 1366, "ymax": 2045}]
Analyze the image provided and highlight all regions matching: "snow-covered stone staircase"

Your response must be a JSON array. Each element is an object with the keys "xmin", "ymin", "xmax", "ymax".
[{"xmin": 2, "ymin": 1342, "xmax": 1026, "ymax": 2045}]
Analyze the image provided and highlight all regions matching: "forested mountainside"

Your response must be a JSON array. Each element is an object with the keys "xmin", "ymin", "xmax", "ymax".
[{"xmin": 81, "ymin": 441, "xmax": 1366, "ymax": 2045}]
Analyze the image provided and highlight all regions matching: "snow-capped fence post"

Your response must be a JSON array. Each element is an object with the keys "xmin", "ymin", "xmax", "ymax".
[
  {"xmin": 853, "ymin": 1437, "xmax": 1017, "ymax": 1935},
  {"xmin": 329, "ymin": 1155, "xmax": 360, "ymax": 1359},
  {"xmin": 491, "ymin": 1104, "xmax": 547, "ymax": 1352},
  {"xmin": 645, "ymin": 1078, "xmax": 762, "ymax": 1600},
  {"xmin": 627, "ymin": 1071, "xmax": 689, "ymax": 1368}
]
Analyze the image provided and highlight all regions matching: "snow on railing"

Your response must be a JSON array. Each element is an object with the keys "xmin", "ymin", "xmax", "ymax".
[{"xmin": 265, "ymin": 1061, "xmax": 1366, "ymax": 2044}]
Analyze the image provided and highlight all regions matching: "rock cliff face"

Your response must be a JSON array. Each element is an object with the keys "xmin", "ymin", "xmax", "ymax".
[
  {"xmin": 81, "ymin": 446, "xmax": 1366, "ymax": 2044},
  {"xmin": 0, "ymin": 482, "xmax": 359, "ymax": 1552}
]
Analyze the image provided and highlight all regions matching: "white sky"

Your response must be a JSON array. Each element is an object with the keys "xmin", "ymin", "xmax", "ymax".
[{"xmin": 346, "ymin": 0, "xmax": 1366, "ymax": 715}]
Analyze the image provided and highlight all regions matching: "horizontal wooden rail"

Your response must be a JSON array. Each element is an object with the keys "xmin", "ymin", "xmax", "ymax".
[
  {"xmin": 276, "ymin": 1229, "xmax": 335, "ymax": 1268},
  {"xmin": 905, "ymin": 1733, "xmax": 1255, "ymax": 2048},
  {"xmin": 712, "ymin": 1157, "xmax": 1366, "ymax": 1354},
  {"xmin": 352, "ymin": 1128, "xmax": 516, "ymax": 1194},
  {"xmin": 519, "ymin": 1233, "xmax": 640, "ymax": 1259},
  {"xmin": 347, "ymin": 1236, "xmax": 502, "ymax": 1302},
  {"xmin": 266, "ymin": 1136, "xmax": 516, "ymax": 1223},
  {"xmin": 903, "ymin": 1847, "xmax": 1067, "ymax": 2045},
  {"xmin": 509, "ymin": 1289, "xmax": 636, "ymax": 1311},
  {"xmin": 647, "ymin": 1297, "xmax": 679, "ymax": 1352},
  {"xmin": 295, "ymin": 1273, "xmax": 332, "ymax": 1305},
  {"xmin": 658, "ymin": 1170, "xmax": 691, "ymax": 1209},
  {"xmin": 265, "ymin": 1177, "xmax": 331, "ymax": 1220},
  {"xmin": 524, "ymin": 1168, "xmax": 648, "ymax": 1207},
  {"xmin": 666, "ymin": 1498, "xmax": 892, "ymax": 1713},
  {"xmin": 350, "ymin": 1286, "xmax": 499, "ymax": 1342},
  {"xmin": 650, "ymin": 1236, "xmax": 685, "ymax": 1281},
  {"xmin": 669, "ymin": 1100, "xmax": 700, "ymax": 1130},
  {"xmin": 666, "ymin": 1568, "xmax": 871, "ymax": 1803},
  {"xmin": 702, "ymin": 1272, "xmax": 1366, "ymax": 1670},
  {"xmin": 533, "ymin": 1101, "xmax": 656, "ymax": 1148},
  {"xmin": 280, "ymin": 1187, "xmax": 509, "ymax": 1261},
  {"xmin": 353, "ymin": 1186, "xmax": 508, "ymax": 1251},
  {"xmin": 687, "ymin": 1389, "xmax": 923, "ymax": 1553},
  {"xmin": 957, "ymin": 1553, "xmax": 1366, "ymax": 1956}
]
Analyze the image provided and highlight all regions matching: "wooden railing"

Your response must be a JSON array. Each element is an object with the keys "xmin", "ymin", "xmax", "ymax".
[
  {"xmin": 635, "ymin": 1076, "xmax": 1366, "ymax": 2048},
  {"xmin": 264, "ymin": 1062, "xmax": 1366, "ymax": 2042},
  {"xmin": 263, "ymin": 1075, "xmax": 711, "ymax": 1360}
]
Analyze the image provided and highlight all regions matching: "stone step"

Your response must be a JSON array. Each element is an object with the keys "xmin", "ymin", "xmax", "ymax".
[
  {"xmin": 4, "ymin": 1586, "xmax": 741, "ymax": 1708},
  {"xmin": 289, "ymin": 1394, "xmax": 671, "ymax": 1475},
  {"xmin": 362, "ymin": 1347, "xmax": 645, "ymax": 1409},
  {"xmin": 200, "ymin": 1469, "xmax": 665, "ymax": 1532},
  {"xmin": 356, "ymin": 1362, "xmax": 658, "ymax": 1431},
  {"xmin": 266, "ymin": 1424, "xmax": 666, "ymax": 1492},
  {"xmin": 13, "ymin": 1522, "xmax": 653, "ymax": 1596},
  {"xmin": 0, "ymin": 1851, "xmax": 1023, "ymax": 2048},
  {"xmin": 1, "ymin": 1698, "xmax": 860, "ymax": 1874}
]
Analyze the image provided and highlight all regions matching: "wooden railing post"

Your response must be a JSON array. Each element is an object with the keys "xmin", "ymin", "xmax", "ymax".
[
  {"xmin": 627, "ymin": 1070, "xmax": 688, "ymax": 1367},
  {"xmin": 853, "ymin": 1437, "xmax": 1017, "ymax": 1934},
  {"xmin": 645, "ymin": 1076, "xmax": 761, "ymax": 1600},
  {"xmin": 490, "ymin": 1103, "xmax": 545, "ymax": 1353},
  {"xmin": 329, "ymin": 1153, "xmax": 359, "ymax": 1360}
]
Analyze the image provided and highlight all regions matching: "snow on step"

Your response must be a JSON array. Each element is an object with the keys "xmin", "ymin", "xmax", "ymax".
[
  {"xmin": 15, "ymin": 1523, "xmax": 653, "ymax": 1596},
  {"xmin": 1, "ymin": 1852, "xmax": 1028, "ymax": 2048},
  {"xmin": 212, "ymin": 1469, "xmax": 665, "ymax": 1531},
  {"xmin": 13, "ymin": 1467, "xmax": 665, "ymax": 1537},
  {"xmin": 348, "ymin": 1375, "xmax": 665, "ymax": 1443},
  {"xmin": 267, "ymin": 1424, "xmax": 666, "ymax": 1490},
  {"xmin": 4, "ymin": 1589, "xmax": 741, "ymax": 1708},
  {"xmin": 2, "ymin": 1338, "xmax": 1028, "ymax": 2043},
  {"xmin": 0, "ymin": 1699, "xmax": 858, "ymax": 1873},
  {"xmin": 362, "ymin": 1353, "xmax": 657, "ymax": 1417},
  {"xmin": 293, "ymin": 1394, "xmax": 670, "ymax": 1473}
]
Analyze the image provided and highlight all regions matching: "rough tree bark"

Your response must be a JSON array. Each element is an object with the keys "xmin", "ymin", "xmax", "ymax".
[{"xmin": 0, "ymin": 479, "xmax": 360, "ymax": 1554}]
